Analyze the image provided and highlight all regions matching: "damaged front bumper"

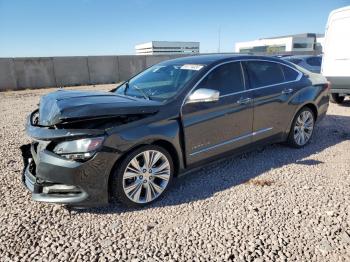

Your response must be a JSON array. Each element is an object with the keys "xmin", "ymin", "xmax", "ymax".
[{"xmin": 22, "ymin": 113, "xmax": 119, "ymax": 207}]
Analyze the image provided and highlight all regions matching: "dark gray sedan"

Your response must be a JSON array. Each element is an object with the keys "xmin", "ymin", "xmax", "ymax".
[{"xmin": 23, "ymin": 54, "xmax": 330, "ymax": 207}]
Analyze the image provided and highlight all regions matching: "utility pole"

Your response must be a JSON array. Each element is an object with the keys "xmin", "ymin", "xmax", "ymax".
[{"xmin": 218, "ymin": 28, "xmax": 221, "ymax": 53}]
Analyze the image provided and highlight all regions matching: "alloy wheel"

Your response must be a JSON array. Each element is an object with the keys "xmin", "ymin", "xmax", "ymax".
[
  {"xmin": 122, "ymin": 150, "xmax": 171, "ymax": 204},
  {"xmin": 293, "ymin": 110, "xmax": 314, "ymax": 146}
]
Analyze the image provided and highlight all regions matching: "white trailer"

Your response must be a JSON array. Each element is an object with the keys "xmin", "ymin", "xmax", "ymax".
[{"xmin": 322, "ymin": 6, "xmax": 350, "ymax": 103}]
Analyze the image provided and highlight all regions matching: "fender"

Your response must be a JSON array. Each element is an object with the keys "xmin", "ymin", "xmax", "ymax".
[{"xmin": 105, "ymin": 118, "xmax": 185, "ymax": 171}]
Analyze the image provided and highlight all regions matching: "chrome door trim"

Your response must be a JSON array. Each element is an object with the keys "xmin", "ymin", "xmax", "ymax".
[
  {"xmin": 219, "ymin": 89, "xmax": 247, "ymax": 98},
  {"xmin": 189, "ymin": 127, "xmax": 273, "ymax": 156},
  {"xmin": 240, "ymin": 61, "xmax": 246, "ymax": 89}
]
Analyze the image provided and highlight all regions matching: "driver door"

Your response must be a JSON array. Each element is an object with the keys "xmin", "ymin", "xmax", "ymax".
[{"xmin": 181, "ymin": 61, "xmax": 254, "ymax": 165}]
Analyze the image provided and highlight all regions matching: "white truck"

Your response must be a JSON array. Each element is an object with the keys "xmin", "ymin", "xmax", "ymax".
[{"xmin": 321, "ymin": 6, "xmax": 350, "ymax": 104}]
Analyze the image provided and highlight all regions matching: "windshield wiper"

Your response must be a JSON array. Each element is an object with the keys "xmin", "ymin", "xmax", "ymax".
[
  {"xmin": 124, "ymin": 81, "xmax": 129, "ymax": 95},
  {"xmin": 133, "ymin": 85, "xmax": 150, "ymax": 100},
  {"xmin": 124, "ymin": 81, "xmax": 150, "ymax": 100}
]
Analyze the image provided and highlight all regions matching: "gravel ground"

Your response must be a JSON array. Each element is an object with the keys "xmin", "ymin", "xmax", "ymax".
[{"xmin": 0, "ymin": 85, "xmax": 349, "ymax": 261}]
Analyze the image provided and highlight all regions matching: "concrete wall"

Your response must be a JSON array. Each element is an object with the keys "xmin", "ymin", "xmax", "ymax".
[
  {"xmin": 118, "ymin": 55, "xmax": 146, "ymax": 81},
  {"xmin": 53, "ymin": 57, "xmax": 90, "ymax": 87},
  {"xmin": 0, "ymin": 54, "xmax": 188, "ymax": 91},
  {"xmin": 88, "ymin": 56, "xmax": 119, "ymax": 84},
  {"xmin": 14, "ymin": 58, "xmax": 56, "ymax": 89},
  {"xmin": 0, "ymin": 59, "xmax": 17, "ymax": 90}
]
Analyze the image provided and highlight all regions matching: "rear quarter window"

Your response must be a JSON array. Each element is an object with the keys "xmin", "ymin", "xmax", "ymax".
[{"xmin": 281, "ymin": 65, "xmax": 300, "ymax": 81}]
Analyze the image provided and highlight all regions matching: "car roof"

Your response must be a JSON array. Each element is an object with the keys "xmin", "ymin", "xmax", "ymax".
[
  {"xmin": 161, "ymin": 54, "xmax": 289, "ymax": 66},
  {"xmin": 283, "ymin": 55, "xmax": 322, "ymax": 59}
]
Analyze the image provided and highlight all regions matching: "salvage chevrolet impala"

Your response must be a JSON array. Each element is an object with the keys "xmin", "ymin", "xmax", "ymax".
[{"xmin": 23, "ymin": 55, "xmax": 329, "ymax": 207}]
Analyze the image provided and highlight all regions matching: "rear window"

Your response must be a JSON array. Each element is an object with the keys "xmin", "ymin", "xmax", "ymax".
[
  {"xmin": 245, "ymin": 61, "xmax": 284, "ymax": 88},
  {"xmin": 306, "ymin": 57, "xmax": 322, "ymax": 66},
  {"xmin": 288, "ymin": 58, "xmax": 303, "ymax": 65}
]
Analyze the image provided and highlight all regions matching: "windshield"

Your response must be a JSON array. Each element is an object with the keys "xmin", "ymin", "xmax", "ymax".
[{"xmin": 115, "ymin": 63, "xmax": 205, "ymax": 101}]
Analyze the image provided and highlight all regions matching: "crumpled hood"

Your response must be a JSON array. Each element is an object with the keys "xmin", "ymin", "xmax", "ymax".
[{"xmin": 38, "ymin": 90, "xmax": 161, "ymax": 126}]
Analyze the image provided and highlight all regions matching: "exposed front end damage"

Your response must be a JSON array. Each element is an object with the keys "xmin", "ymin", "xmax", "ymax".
[
  {"xmin": 22, "ymin": 140, "xmax": 118, "ymax": 207},
  {"xmin": 22, "ymin": 90, "xmax": 160, "ymax": 207},
  {"xmin": 22, "ymin": 112, "xmax": 118, "ymax": 206}
]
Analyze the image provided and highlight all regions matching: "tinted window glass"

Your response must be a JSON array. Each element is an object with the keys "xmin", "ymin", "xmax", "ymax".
[
  {"xmin": 306, "ymin": 57, "xmax": 322, "ymax": 66},
  {"xmin": 246, "ymin": 61, "xmax": 284, "ymax": 88},
  {"xmin": 282, "ymin": 65, "xmax": 299, "ymax": 81},
  {"xmin": 288, "ymin": 58, "xmax": 303, "ymax": 65},
  {"xmin": 293, "ymin": 43, "xmax": 309, "ymax": 48},
  {"xmin": 197, "ymin": 62, "xmax": 244, "ymax": 95}
]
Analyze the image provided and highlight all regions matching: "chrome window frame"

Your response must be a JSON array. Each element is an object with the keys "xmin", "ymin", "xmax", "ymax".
[
  {"xmin": 182, "ymin": 59, "xmax": 303, "ymax": 106},
  {"xmin": 218, "ymin": 62, "xmax": 247, "ymax": 98}
]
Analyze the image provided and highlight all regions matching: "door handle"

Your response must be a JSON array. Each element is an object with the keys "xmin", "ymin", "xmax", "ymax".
[
  {"xmin": 237, "ymin": 97, "xmax": 252, "ymax": 105},
  {"xmin": 282, "ymin": 88, "xmax": 294, "ymax": 94}
]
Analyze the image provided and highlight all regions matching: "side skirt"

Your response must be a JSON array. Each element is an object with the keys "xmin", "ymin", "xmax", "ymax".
[{"xmin": 178, "ymin": 133, "xmax": 285, "ymax": 177}]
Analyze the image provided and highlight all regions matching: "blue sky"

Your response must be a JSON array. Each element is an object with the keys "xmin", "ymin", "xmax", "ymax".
[{"xmin": 0, "ymin": 0, "xmax": 349, "ymax": 57}]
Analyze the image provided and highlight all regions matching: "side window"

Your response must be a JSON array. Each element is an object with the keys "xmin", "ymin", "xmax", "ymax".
[
  {"xmin": 196, "ymin": 62, "xmax": 244, "ymax": 95},
  {"xmin": 245, "ymin": 61, "xmax": 284, "ymax": 88},
  {"xmin": 306, "ymin": 57, "xmax": 322, "ymax": 67},
  {"xmin": 281, "ymin": 65, "xmax": 300, "ymax": 81}
]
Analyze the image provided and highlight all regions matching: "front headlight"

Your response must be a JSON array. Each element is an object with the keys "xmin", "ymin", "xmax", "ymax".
[{"xmin": 53, "ymin": 137, "xmax": 104, "ymax": 160}]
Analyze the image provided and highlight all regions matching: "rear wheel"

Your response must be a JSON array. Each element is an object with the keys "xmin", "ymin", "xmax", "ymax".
[
  {"xmin": 330, "ymin": 93, "xmax": 345, "ymax": 104},
  {"xmin": 287, "ymin": 107, "xmax": 315, "ymax": 148},
  {"xmin": 111, "ymin": 145, "xmax": 174, "ymax": 207}
]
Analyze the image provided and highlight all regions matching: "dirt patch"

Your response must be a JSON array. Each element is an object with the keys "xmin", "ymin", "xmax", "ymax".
[{"xmin": 246, "ymin": 178, "xmax": 275, "ymax": 187}]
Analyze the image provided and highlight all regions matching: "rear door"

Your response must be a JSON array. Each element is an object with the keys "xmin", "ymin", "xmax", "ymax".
[
  {"xmin": 244, "ymin": 60, "xmax": 302, "ymax": 141},
  {"xmin": 181, "ymin": 61, "xmax": 253, "ymax": 165}
]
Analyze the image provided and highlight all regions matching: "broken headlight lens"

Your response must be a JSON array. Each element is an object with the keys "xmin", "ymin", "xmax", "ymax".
[{"xmin": 53, "ymin": 137, "xmax": 104, "ymax": 160}]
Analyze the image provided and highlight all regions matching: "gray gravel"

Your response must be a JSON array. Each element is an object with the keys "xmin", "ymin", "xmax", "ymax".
[{"xmin": 0, "ymin": 85, "xmax": 349, "ymax": 261}]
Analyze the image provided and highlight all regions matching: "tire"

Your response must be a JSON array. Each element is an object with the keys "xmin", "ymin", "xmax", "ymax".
[
  {"xmin": 110, "ymin": 145, "xmax": 174, "ymax": 207},
  {"xmin": 287, "ymin": 107, "xmax": 315, "ymax": 148},
  {"xmin": 330, "ymin": 93, "xmax": 345, "ymax": 104}
]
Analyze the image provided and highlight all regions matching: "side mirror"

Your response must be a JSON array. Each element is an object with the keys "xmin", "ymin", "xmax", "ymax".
[{"xmin": 186, "ymin": 88, "xmax": 220, "ymax": 104}]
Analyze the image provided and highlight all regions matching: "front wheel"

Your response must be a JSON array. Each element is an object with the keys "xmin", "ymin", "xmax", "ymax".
[
  {"xmin": 287, "ymin": 107, "xmax": 315, "ymax": 148},
  {"xmin": 330, "ymin": 93, "xmax": 345, "ymax": 104},
  {"xmin": 110, "ymin": 145, "xmax": 174, "ymax": 207}
]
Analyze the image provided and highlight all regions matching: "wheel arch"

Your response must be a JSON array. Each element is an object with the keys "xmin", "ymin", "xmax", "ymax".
[
  {"xmin": 150, "ymin": 140, "xmax": 180, "ymax": 177},
  {"xmin": 286, "ymin": 102, "xmax": 318, "ymax": 135},
  {"xmin": 107, "ymin": 139, "xmax": 181, "ymax": 202},
  {"xmin": 300, "ymin": 103, "xmax": 318, "ymax": 121}
]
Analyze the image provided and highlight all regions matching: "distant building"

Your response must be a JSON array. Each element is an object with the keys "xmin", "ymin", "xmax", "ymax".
[
  {"xmin": 135, "ymin": 41, "xmax": 200, "ymax": 55},
  {"xmin": 235, "ymin": 33, "xmax": 324, "ymax": 54}
]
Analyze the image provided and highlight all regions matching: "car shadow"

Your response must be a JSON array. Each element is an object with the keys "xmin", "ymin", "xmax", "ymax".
[
  {"xmin": 335, "ymin": 99, "xmax": 350, "ymax": 107},
  {"xmin": 73, "ymin": 113, "xmax": 350, "ymax": 215}
]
